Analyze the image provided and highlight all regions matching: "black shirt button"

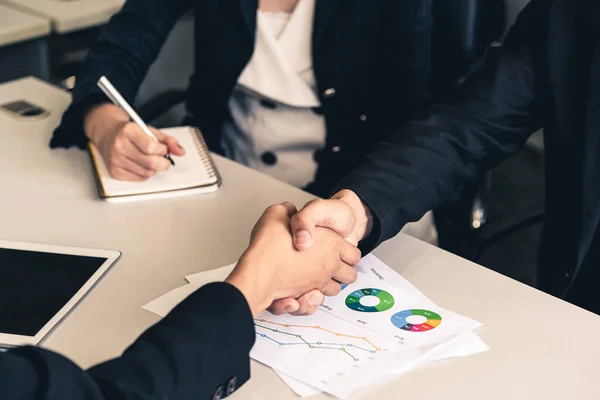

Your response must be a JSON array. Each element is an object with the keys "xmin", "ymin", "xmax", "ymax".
[
  {"xmin": 565, "ymin": 269, "xmax": 574, "ymax": 279},
  {"xmin": 331, "ymin": 145, "xmax": 342, "ymax": 153},
  {"xmin": 259, "ymin": 99, "xmax": 277, "ymax": 109},
  {"xmin": 311, "ymin": 106, "xmax": 324, "ymax": 115},
  {"xmin": 323, "ymin": 88, "xmax": 336, "ymax": 98},
  {"xmin": 261, "ymin": 151, "xmax": 278, "ymax": 166},
  {"xmin": 226, "ymin": 376, "xmax": 238, "ymax": 395},
  {"xmin": 359, "ymin": 114, "xmax": 367, "ymax": 121},
  {"xmin": 212, "ymin": 385, "xmax": 225, "ymax": 400}
]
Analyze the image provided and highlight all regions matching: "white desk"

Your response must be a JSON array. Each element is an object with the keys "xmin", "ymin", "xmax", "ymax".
[
  {"xmin": 1, "ymin": 77, "xmax": 600, "ymax": 400},
  {"xmin": 1, "ymin": 0, "xmax": 124, "ymax": 34},
  {"xmin": 0, "ymin": 3, "xmax": 50, "ymax": 46}
]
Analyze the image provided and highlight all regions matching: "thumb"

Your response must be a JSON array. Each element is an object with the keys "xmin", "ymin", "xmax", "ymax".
[
  {"xmin": 267, "ymin": 297, "xmax": 300, "ymax": 315},
  {"xmin": 290, "ymin": 199, "xmax": 356, "ymax": 251}
]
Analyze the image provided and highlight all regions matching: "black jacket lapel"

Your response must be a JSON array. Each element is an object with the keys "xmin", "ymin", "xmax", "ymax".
[
  {"xmin": 312, "ymin": 0, "xmax": 340, "ymax": 50},
  {"xmin": 239, "ymin": 0, "xmax": 258, "ymax": 35}
]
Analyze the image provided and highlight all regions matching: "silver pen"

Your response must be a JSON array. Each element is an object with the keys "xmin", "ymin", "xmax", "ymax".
[{"xmin": 97, "ymin": 76, "xmax": 174, "ymax": 166}]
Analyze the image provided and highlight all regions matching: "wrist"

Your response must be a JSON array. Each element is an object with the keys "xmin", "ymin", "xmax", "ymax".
[
  {"xmin": 333, "ymin": 189, "xmax": 373, "ymax": 241},
  {"xmin": 225, "ymin": 251, "xmax": 275, "ymax": 317},
  {"xmin": 84, "ymin": 103, "xmax": 127, "ymax": 145}
]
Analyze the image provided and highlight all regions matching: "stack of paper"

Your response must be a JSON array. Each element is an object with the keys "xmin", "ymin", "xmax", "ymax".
[{"xmin": 143, "ymin": 255, "xmax": 488, "ymax": 398}]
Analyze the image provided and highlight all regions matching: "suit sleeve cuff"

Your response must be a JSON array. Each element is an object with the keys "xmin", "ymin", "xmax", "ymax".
[
  {"xmin": 162, "ymin": 282, "xmax": 256, "ymax": 352},
  {"xmin": 332, "ymin": 182, "xmax": 409, "ymax": 255},
  {"xmin": 50, "ymin": 94, "xmax": 108, "ymax": 149},
  {"xmin": 50, "ymin": 65, "xmax": 135, "ymax": 149}
]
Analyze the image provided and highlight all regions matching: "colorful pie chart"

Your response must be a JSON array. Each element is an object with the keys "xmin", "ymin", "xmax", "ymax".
[
  {"xmin": 345, "ymin": 288, "xmax": 395, "ymax": 312},
  {"xmin": 391, "ymin": 309, "xmax": 442, "ymax": 332}
]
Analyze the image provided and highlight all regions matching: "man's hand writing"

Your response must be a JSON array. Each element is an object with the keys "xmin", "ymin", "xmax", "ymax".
[{"xmin": 84, "ymin": 103, "xmax": 185, "ymax": 181}]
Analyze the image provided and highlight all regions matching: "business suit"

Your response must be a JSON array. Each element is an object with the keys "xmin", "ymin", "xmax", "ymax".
[
  {"xmin": 337, "ymin": 0, "xmax": 600, "ymax": 312},
  {"xmin": 0, "ymin": 283, "xmax": 254, "ymax": 399},
  {"xmin": 49, "ymin": 0, "xmax": 432, "ymax": 198}
]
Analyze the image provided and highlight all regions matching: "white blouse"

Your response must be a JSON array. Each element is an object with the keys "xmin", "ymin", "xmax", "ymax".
[
  {"xmin": 220, "ymin": 0, "xmax": 439, "ymax": 245},
  {"xmin": 220, "ymin": 0, "xmax": 326, "ymax": 188}
]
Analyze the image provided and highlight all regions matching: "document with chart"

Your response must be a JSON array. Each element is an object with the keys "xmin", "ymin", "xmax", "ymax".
[
  {"xmin": 143, "ymin": 256, "xmax": 486, "ymax": 398},
  {"xmin": 250, "ymin": 273, "xmax": 481, "ymax": 398}
]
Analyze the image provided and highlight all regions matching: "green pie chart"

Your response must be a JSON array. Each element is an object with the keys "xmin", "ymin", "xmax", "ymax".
[{"xmin": 345, "ymin": 288, "xmax": 395, "ymax": 313}]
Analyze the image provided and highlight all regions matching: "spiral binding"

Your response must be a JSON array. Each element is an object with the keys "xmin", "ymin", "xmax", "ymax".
[{"xmin": 190, "ymin": 126, "xmax": 222, "ymax": 187}]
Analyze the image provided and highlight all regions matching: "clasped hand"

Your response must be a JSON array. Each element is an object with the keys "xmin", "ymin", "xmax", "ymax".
[
  {"xmin": 226, "ymin": 190, "xmax": 373, "ymax": 317},
  {"xmin": 84, "ymin": 106, "xmax": 373, "ymax": 317}
]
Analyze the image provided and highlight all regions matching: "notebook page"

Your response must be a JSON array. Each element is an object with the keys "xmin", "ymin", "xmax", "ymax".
[{"xmin": 94, "ymin": 127, "xmax": 215, "ymax": 197}]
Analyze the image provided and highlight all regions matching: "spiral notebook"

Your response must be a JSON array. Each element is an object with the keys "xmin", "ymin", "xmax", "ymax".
[{"xmin": 89, "ymin": 126, "xmax": 222, "ymax": 203}]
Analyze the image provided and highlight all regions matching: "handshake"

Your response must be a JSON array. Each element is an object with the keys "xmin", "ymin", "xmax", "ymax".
[
  {"xmin": 84, "ymin": 107, "xmax": 375, "ymax": 318},
  {"xmin": 225, "ymin": 190, "xmax": 374, "ymax": 318}
]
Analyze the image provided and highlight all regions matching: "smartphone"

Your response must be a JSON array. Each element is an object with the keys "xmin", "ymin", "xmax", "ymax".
[{"xmin": 0, "ymin": 100, "xmax": 49, "ymax": 120}]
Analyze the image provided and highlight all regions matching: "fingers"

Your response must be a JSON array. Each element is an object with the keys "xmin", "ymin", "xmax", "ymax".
[
  {"xmin": 268, "ymin": 298, "xmax": 300, "ymax": 315},
  {"xmin": 322, "ymin": 280, "xmax": 343, "ymax": 297},
  {"xmin": 104, "ymin": 123, "xmax": 173, "ymax": 180},
  {"xmin": 290, "ymin": 199, "xmax": 356, "ymax": 251},
  {"xmin": 120, "ymin": 138, "xmax": 164, "ymax": 172},
  {"xmin": 280, "ymin": 201, "xmax": 298, "ymax": 217},
  {"xmin": 259, "ymin": 202, "xmax": 298, "ymax": 223},
  {"xmin": 332, "ymin": 262, "xmax": 358, "ymax": 286},
  {"xmin": 338, "ymin": 239, "xmax": 362, "ymax": 267},
  {"xmin": 106, "ymin": 138, "xmax": 153, "ymax": 180},
  {"xmin": 118, "ymin": 156, "xmax": 156, "ymax": 179},
  {"xmin": 291, "ymin": 290, "xmax": 323, "ymax": 316},
  {"xmin": 251, "ymin": 202, "xmax": 297, "ymax": 240},
  {"xmin": 133, "ymin": 153, "xmax": 172, "ymax": 172},
  {"xmin": 109, "ymin": 167, "xmax": 147, "ymax": 181},
  {"xmin": 262, "ymin": 203, "xmax": 297, "ymax": 221},
  {"xmin": 268, "ymin": 289, "xmax": 324, "ymax": 316},
  {"xmin": 121, "ymin": 139, "xmax": 171, "ymax": 172},
  {"xmin": 153, "ymin": 128, "xmax": 185, "ymax": 156},
  {"xmin": 125, "ymin": 124, "xmax": 169, "ymax": 156}
]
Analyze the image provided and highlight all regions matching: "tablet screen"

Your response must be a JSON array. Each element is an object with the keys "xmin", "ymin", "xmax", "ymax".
[{"xmin": 0, "ymin": 248, "xmax": 108, "ymax": 336}]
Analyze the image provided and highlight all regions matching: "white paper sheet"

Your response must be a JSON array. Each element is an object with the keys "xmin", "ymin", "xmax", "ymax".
[
  {"xmin": 274, "ymin": 328, "xmax": 489, "ymax": 398},
  {"xmin": 251, "ymin": 310, "xmax": 431, "ymax": 398},
  {"xmin": 93, "ymin": 127, "xmax": 218, "ymax": 198},
  {"xmin": 143, "ymin": 256, "xmax": 488, "ymax": 398},
  {"xmin": 143, "ymin": 264, "xmax": 236, "ymax": 317},
  {"xmin": 180, "ymin": 256, "xmax": 489, "ymax": 397},
  {"xmin": 142, "ymin": 282, "xmax": 203, "ymax": 317},
  {"xmin": 185, "ymin": 263, "xmax": 236, "ymax": 284}
]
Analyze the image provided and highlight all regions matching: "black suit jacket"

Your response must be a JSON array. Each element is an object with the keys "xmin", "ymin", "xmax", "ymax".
[
  {"xmin": 338, "ymin": 0, "xmax": 600, "ymax": 300},
  {"xmin": 49, "ymin": 0, "xmax": 432, "ymax": 197},
  {"xmin": 0, "ymin": 283, "xmax": 255, "ymax": 399}
]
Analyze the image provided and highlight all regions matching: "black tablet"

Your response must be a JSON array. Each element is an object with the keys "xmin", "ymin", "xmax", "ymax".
[{"xmin": 0, "ymin": 240, "xmax": 120, "ymax": 347}]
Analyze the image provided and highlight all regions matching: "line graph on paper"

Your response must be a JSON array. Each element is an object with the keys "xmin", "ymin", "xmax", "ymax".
[
  {"xmin": 255, "ymin": 319, "xmax": 383, "ymax": 362},
  {"xmin": 248, "ymin": 272, "xmax": 464, "ymax": 396},
  {"xmin": 247, "ymin": 270, "xmax": 483, "ymax": 397}
]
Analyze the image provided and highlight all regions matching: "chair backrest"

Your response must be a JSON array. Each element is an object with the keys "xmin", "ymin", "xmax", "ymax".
[{"xmin": 431, "ymin": 0, "xmax": 506, "ymax": 100}]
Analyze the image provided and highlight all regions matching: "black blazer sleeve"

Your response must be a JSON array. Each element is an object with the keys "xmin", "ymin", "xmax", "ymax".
[
  {"xmin": 336, "ymin": 0, "xmax": 549, "ymax": 253},
  {"xmin": 50, "ymin": 0, "xmax": 192, "ymax": 149},
  {"xmin": 0, "ymin": 282, "xmax": 255, "ymax": 400}
]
